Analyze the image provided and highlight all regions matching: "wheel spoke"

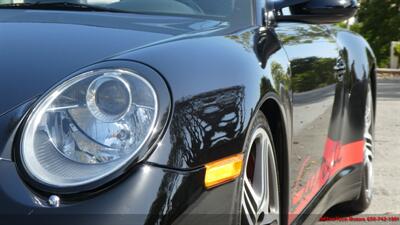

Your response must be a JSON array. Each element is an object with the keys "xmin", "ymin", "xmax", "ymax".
[
  {"xmin": 263, "ymin": 137, "xmax": 270, "ymax": 215},
  {"xmin": 242, "ymin": 203, "xmax": 256, "ymax": 225},
  {"xmin": 259, "ymin": 213, "xmax": 280, "ymax": 225},
  {"xmin": 363, "ymin": 84, "xmax": 374, "ymax": 200},
  {"xmin": 244, "ymin": 178, "xmax": 259, "ymax": 216},
  {"xmin": 365, "ymin": 141, "xmax": 373, "ymax": 152},
  {"xmin": 267, "ymin": 142, "xmax": 280, "ymax": 216},
  {"xmin": 242, "ymin": 127, "xmax": 280, "ymax": 225}
]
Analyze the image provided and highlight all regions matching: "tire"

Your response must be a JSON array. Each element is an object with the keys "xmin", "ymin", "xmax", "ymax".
[
  {"xmin": 240, "ymin": 112, "xmax": 280, "ymax": 225},
  {"xmin": 339, "ymin": 81, "xmax": 375, "ymax": 213}
]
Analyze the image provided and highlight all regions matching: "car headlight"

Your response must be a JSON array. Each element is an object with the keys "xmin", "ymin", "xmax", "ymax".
[{"xmin": 20, "ymin": 69, "xmax": 159, "ymax": 188}]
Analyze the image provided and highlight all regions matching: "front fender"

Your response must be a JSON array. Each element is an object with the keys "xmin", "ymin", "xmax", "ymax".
[{"xmin": 115, "ymin": 28, "xmax": 291, "ymax": 170}]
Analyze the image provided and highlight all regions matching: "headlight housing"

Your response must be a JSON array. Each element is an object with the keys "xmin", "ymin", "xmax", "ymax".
[{"xmin": 20, "ymin": 67, "xmax": 166, "ymax": 189}]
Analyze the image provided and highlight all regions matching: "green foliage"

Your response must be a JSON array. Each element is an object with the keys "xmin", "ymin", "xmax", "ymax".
[
  {"xmin": 291, "ymin": 57, "xmax": 336, "ymax": 92},
  {"xmin": 337, "ymin": 21, "xmax": 347, "ymax": 29},
  {"xmin": 348, "ymin": 22, "xmax": 362, "ymax": 34},
  {"xmin": 351, "ymin": 0, "xmax": 400, "ymax": 67},
  {"xmin": 394, "ymin": 43, "xmax": 400, "ymax": 57}
]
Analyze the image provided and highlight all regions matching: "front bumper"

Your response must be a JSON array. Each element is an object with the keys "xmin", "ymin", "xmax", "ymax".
[
  {"xmin": 0, "ymin": 160, "xmax": 241, "ymax": 225},
  {"xmin": 0, "ymin": 95, "xmax": 241, "ymax": 225}
]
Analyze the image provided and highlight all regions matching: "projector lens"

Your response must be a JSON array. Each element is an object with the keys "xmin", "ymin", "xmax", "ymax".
[{"xmin": 87, "ymin": 74, "xmax": 132, "ymax": 122}]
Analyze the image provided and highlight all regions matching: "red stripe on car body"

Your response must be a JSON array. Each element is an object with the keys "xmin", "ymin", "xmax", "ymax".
[{"xmin": 288, "ymin": 139, "xmax": 365, "ymax": 224}]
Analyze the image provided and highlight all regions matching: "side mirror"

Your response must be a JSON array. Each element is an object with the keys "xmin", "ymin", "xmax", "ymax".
[{"xmin": 274, "ymin": 0, "xmax": 358, "ymax": 24}]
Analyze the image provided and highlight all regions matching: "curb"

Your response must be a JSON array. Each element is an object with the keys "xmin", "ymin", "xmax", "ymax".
[{"xmin": 377, "ymin": 68, "xmax": 400, "ymax": 79}]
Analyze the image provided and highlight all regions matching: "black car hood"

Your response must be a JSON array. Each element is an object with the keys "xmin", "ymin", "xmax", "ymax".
[{"xmin": 0, "ymin": 9, "xmax": 226, "ymax": 116}]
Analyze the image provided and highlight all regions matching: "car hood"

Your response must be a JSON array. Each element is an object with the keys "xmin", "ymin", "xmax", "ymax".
[{"xmin": 0, "ymin": 9, "xmax": 227, "ymax": 116}]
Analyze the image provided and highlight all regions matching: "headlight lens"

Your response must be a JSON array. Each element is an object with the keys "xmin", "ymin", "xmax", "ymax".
[{"xmin": 21, "ymin": 69, "xmax": 158, "ymax": 187}]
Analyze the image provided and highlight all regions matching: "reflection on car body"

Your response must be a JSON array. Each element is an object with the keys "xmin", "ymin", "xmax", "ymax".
[{"xmin": 0, "ymin": 0, "xmax": 376, "ymax": 225}]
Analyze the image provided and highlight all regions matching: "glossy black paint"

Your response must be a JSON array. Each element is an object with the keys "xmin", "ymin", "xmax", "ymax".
[
  {"xmin": 274, "ymin": 22, "xmax": 342, "ymax": 215},
  {"xmin": 0, "ymin": 159, "xmax": 219, "ymax": 225},
  {"xmin": 0, "ymin": 9, "xmax": 229, "ymax": 117},
  {"xmin": 294, "ymin": 164, "xmax": 364, "ymax": 225},
  {"xmin": 130, "ymin": 28, "xmax": 291, "ymax": 169},
  {"xmin": 0, "ymin": 2, "xmax": 376, "ymax": 225},
  {"xmin": 330, "ymin": 27, "xmax": 377, "ymax": 144}
]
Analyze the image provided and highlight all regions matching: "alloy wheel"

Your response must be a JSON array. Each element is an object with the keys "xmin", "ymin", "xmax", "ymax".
[
  {"xmin": 241, "ymin": 128, "xmax": 280, "ymax": 225},
  {"xmin": 363, "ymin": 84, "xmax": 374, "ymax": 200}
]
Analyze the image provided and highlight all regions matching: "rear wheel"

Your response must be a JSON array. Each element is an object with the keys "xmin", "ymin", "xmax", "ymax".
[
  {"xmin": 340, "ymin": 81, "xmax": 375, "ymax": 213},
  {"xmin": 240, "ymin": 112, "xmax": 280, "ymax": 225}
]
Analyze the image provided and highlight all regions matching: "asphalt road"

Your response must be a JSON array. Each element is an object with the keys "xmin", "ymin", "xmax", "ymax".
[{"xmin": 317, "ymin": 78, "xmax": 400, "ymax": 224}]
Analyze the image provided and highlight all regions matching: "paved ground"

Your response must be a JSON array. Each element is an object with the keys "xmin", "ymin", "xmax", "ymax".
[{"xmin": 317, "ymin": 78, "xmax": 400, "ymax": 224}]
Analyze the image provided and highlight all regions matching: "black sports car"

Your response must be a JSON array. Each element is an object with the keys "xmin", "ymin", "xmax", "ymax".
[{"xmin": 0, "ymin": 0, "xmax": 376, "ymax": 225}]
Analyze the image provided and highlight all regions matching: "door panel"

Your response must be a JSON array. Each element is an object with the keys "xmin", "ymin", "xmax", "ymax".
[{"xmin": 274, "ymin": 23, "xmax": 345, "ymax": 221}]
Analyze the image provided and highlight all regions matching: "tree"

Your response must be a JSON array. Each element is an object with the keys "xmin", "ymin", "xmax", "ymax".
[
  {"xmin": 353, "ymin": 0, "xmax": 400, "ymax": 67},
  {"xmin": 394, "ymin": 43, "xmax": 400, "ymax": 67}
]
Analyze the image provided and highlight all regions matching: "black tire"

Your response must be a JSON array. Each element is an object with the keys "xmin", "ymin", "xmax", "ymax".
[
  {"xmin": 336, "ymin": 81, "xmax": 375, "ymax": 214},
  {"xmin": 240, "ymin": 112, "xmax": 281, "ymax": 225},
  {"xmin": 334, "ymin": 153, "xmax": 373, "ymax": 214},
  {"xmin": 350, "ymin": 164, "xmax": 373, "ymax": 212}
]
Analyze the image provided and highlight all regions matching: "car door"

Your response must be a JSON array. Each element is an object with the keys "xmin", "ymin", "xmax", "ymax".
[{"xmin": 274, "ymin": 20, "xmax": 346, "ymax": 220}]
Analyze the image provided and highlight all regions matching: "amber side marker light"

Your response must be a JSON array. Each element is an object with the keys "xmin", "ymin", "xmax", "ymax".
[{"xmin": 204, "ymin": 153, "xmax": 244, "ymax": 189}]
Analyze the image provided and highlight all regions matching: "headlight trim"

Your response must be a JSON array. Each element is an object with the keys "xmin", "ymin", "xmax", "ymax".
[{"xmin": 16, "ymin": 61, "xmax": 172, "ymax": 195}]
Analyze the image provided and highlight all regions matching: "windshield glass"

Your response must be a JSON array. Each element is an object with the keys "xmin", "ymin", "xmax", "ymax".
[{"xmin": 0, "ymin": 0, "xmax": 251, "ymax": 20}]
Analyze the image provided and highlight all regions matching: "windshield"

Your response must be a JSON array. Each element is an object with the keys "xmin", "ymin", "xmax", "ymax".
[{"xmin": 0, "ymin": 0, "xmax": 252, "ymax": 20}]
